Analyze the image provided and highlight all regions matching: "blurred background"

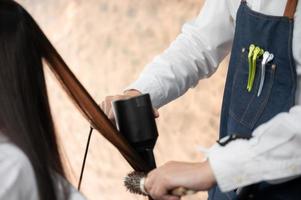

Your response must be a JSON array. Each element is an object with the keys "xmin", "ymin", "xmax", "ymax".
[{"xmin": 18, "ymin": 0, "xmax": 229, "ymax": 199}]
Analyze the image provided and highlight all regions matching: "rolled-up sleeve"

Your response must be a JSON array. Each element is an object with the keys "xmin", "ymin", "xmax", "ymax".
[
  {"xmin": 126, "ymin": 0, "xmax": 234, "ymax": 108},
  {"xmin": 208, "ymin": 106, "xmax": 301, "ymax": 192}
]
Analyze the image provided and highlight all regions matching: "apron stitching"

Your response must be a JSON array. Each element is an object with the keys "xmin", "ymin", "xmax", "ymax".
[
  {"xmin": 228, "ymin": 59, "xmax": 253, "ymax": 128},
  {"xmin": 243, "ymin": 3, "xmax": 292, "ymax": 21},
  {"xmin": 229, "ymin": 46, "xmax": 277, "ymax": 129},
  {"xmin": 228, "ymin": 51, "xmax": 254, "ymax": 128},
  {"xmin": 229, "ymin": 66, "xmax": 275, "ymax": 130},
  {"xmin": 246, "ymin": 10, "xmax": 291, "ymax": 21},
  {"xmin": 229, "ymin": 48, "xmax": 246, "ymax": 97},
  {"xmin": 240, "ymin": 66, "xmax": 270, "ymax": 126},
  {"xmin": 229, "ymin": 109, "xmax": 250, "ymax": 128},
  {"xmin": 249, "ymin": 70, "xmax": 276, "ymax": 127},
  {"xmin": 240, "ymin": 83, "xmax": 258, "ymax": 124}
]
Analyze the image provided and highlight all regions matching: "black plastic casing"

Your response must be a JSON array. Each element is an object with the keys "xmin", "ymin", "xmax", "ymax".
[{"xmin": 112, "ymin": 94, "xmax": 158, "ymax": 171}]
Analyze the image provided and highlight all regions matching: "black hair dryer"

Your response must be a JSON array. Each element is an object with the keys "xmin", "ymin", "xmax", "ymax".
[{"xmin": 113, "ymin": 94, "xmax": 158, "ymax": 171}]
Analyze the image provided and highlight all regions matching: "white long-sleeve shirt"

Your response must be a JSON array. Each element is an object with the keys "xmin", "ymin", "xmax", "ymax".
[
  {"xmin": 126, "ymin": 0, "xmax": 301, "ymax": 192},
  {"xmin": 0, "ymin": 135, "xmax": 86, "ymax": 200}
]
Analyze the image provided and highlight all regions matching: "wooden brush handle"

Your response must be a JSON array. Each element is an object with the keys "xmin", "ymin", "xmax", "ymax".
[
  {"xmin": 139, "ymin": 177, "xmax": 196, "ymax": 197},
  {"xmin": 171, "ymin": 187, "xmax": 196, "ymax": 196}
]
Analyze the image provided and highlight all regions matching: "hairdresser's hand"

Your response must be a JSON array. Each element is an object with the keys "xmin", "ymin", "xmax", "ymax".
[
  {"xmin": 101, "ymin": 89, "xmax": 159, "ymax": 122},
  {"xmin": 144, "ymin": 160, "xmax": 216, "ymax": 200}
]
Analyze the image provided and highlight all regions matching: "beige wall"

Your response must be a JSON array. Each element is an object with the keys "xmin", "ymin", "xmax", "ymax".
[{"xmin": 19, "ymin": 0, "xmax": 228, "ymax": 199}]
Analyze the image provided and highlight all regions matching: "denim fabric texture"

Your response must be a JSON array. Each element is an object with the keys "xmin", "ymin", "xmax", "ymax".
[{"xmin": 209, "ymin": 1, "xmax": 301, "ymax": 199}]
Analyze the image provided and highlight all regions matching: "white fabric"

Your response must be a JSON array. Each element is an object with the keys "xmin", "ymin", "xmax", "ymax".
[
  {"xmin": 126, "ymin": 0, "xmax": 301, "ymax": 192},
  {"xmin": 209, "ymin": 106, "xmax": 301, "ymax": 191},
  {"xmin": 0, "ymin": 136, "xmax": 86, "ymax": 200}
]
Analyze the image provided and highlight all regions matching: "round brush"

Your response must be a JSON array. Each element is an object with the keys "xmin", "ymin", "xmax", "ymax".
[{"xmin": 124, "ymin": 171, "xmax": 196, "ymax": 197}]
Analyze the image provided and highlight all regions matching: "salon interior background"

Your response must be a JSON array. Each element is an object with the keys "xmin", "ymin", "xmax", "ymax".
[{"xmin": 19, "ymin": 0, "xmax": 229, "ymax": 199}]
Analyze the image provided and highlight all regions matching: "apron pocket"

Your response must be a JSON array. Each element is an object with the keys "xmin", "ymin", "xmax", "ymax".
[{"xmin": 229, "ymin": 48, "xmax": 276, "ymax": 129}]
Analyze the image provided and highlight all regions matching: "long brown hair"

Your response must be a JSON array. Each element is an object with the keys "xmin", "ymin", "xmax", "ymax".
[
  {"xmin": 1, "ymin": 0, "xmax": 153, "ymax": 199},
  {"xmin": 0, "ymin": 1, "xmax": 69, "ymax": 199}
]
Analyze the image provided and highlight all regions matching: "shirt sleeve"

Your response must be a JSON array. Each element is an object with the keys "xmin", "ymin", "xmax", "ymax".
[
  {"xmin": 125, "ymin": 0, "xmax": 234, "ymax": 108},
  {"xmin": 208, "ymin": 105, "xmax": 301, "ymax": 192}
]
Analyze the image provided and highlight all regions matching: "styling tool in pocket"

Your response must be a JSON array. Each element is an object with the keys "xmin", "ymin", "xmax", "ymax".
[
  {"xmin": 248, "ymin": 46, "xmax": 264, "ymax": 92},
  {"xmin": 247, "ymin": 44, "xmax": 255, "ymax": 90},
  {"xmin": 257, "ymin": 52, "xmax": 274, "ymax": 97}
]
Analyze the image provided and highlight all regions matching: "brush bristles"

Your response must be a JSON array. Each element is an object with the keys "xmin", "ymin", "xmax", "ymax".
[{"xmin": 124, "ymin": 171, "xmax": 147, "ymax": 196}]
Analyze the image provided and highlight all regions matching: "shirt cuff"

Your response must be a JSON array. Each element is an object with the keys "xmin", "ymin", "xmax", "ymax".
[
  {"xmin": 124, "ymin": 76, "xmax": 165, "ymax": 108},
  {"xmin": 208, "ymin": 134, "xmax": 301, "ymax": 192},
  {"xmin": 208, "ymin": 139, "xmax": 258, "ymax": 192}
]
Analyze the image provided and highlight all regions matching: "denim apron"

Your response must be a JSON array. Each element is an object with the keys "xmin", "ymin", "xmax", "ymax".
[{"xmin": 208, "ymin": 0, "xmax": 300, "ymax": 199}]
